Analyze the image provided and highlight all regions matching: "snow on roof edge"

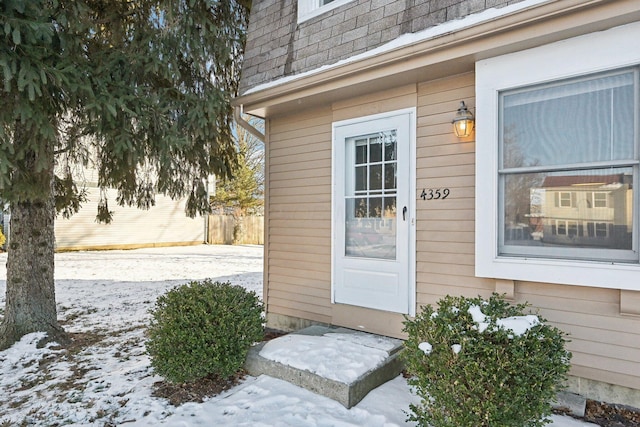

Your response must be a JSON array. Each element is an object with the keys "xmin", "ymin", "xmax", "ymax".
[{"xmin": 241, "ymin": 0, "xmax": 551, "ymax": 96}]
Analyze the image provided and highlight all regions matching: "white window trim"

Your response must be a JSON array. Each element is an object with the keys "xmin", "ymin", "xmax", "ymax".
[
  {"xmin": 592, "ymin": 192, "xmax": 608, "ymax": 208},
  {"xmin": 476, "ymin": 21, "xmax": 640, "ymax": 291},
  {"xmin": 298, "ymin": 0, "xmax": 355, "ymax": 24},
  {"xmin": 559, "ymin": 192, "xmax": 572, "ymax": 208}
]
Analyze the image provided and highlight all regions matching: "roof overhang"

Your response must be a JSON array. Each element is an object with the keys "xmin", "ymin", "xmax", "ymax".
[{"xmin": 234, "ymin": 0, "xmax": 640, "ymax": 118}]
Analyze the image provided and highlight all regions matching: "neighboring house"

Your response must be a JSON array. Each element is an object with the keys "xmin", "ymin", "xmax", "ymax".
[
  {"xmin": 517, "ymin": 174, "xmax": 633, "ymax": 249},
  {"xmin": 234, "ymin": 0, "xmax": 640, "ymax": 408},
  {"xmin": 54, "ymin": 186, "xmax": 206, "ymax": 251},
  {"xmin": 3, "ymin": 188, "xmax": 205, "ymax": 251},
  {"xmin": 51, "ymin": 156, "xmax": 206, "ymax": 250}
]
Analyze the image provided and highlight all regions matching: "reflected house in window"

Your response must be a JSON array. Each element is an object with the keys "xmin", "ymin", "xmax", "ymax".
[{"xmin": 532, "ymin": 174, "xmax": 632, "ymax": 249}]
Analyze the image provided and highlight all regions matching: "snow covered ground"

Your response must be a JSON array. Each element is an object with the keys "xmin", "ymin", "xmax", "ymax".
[{"xmin": 0, "ymin": 245, "xmax": 597, "ymax": 426}]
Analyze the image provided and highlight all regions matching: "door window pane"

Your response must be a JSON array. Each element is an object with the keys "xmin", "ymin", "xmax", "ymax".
[
  {"xmin": 370, "ymin": 164, "xmax": 382, "ymax": 190},
  {"xmin": 355, "ymin": 165, "xmax": 366, "ymax": 192},
  {"xmin": 356, "ymin": 140, "xmax": 367, "ymax": 164},
  {"xmin": 345, "ymin": 130, "xmax": 398, "ymax": 260},
  {"xmin": 370, "ymin": 138, "xmax": 382, "ymax": 162},
  {"xmin": 349, "ymin": 197, "xmax": 363, "ymax": 217},
  {"xmin": 384, "ymin": 197, "xmax": 396, "ymax": 218},
  {"xmin": 385, "ymin": 163, "xmax": 397, "ymax": 190},
  {"xmin": 384, "ymin": 131, "xmax": 397, "ymax": 161},
  {"xmin": 367, "ymin": 197, "xmax": 380, "ymax": 217}
]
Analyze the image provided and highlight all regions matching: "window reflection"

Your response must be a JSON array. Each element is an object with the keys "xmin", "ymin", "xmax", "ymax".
[
  {"xmin": 346, "ymin": 130, "xmax": 398, "ymax": 260},
  {"xmin": 500, "ymin": 69, "xmax": 637, "ymax": 260},
  {"xmin": 504, "ymin": 170, "xmax": 633, "ymax": 250}
]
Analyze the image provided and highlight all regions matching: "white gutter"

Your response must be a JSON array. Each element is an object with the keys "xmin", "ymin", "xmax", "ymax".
[
  {"xmin": 236, "ymin": 0, "xmax": 640, "ymax": 116},
  {"xmin": 243, "ymin": 0, "xmax": 552, "ymax": 97},
  {"xmin": 234, "ymin": 104, "xmax": 265, "ymax": 142}
]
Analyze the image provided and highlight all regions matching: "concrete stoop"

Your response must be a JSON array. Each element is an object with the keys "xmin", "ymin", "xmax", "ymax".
[{"xmin": 244, "ymin": 325, "xmax": 405, "ymax": 408}]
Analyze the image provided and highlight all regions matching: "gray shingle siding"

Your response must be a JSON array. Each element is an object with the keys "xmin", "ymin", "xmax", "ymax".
[{"xmin": 239, "ymin": 0, "xmax": 523, "ymax": 94}]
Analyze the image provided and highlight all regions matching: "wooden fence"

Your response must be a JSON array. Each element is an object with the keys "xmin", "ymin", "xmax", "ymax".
[{"xmin": 207, "ymin": 215, "xmax": 264, "ymax": 245}]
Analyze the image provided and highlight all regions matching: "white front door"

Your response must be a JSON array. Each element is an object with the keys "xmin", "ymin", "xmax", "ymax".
[{"xmin": 332, "ymin": 109, "xmax": 415, "ymax": 315}]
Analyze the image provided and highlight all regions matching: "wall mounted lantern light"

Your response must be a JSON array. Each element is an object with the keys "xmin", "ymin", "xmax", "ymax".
[{"xmin": 452, "ymin": 101, "xmax": 475, "ymax": 138}]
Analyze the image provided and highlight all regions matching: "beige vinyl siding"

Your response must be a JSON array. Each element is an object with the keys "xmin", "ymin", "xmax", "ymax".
[
  {"xmin": 54, "ymin": 187, "xmax": 204, "ymax": 250},
  {"xmin": 416, "ymin": 71, "xmax": 640, "ymax": 393},
  {"xmin": 517, "ymin": 283, "xmax": 640, "ymax": 391},
  {"xmin": 331, "ymin": 85, "xmax": 418, "ymax": 122},
  {"xmin": 416, "ymin": 72, "xmax": 496, "ymax": 309},
  {"xmin": 266, "ymin": 106, "xmax": 334, "ymax": 326}
]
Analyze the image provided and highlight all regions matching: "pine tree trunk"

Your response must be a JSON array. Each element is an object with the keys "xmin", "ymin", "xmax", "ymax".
[{"xmin": 0, "ymin": 135, "xmax": 67, "ymax": 350}]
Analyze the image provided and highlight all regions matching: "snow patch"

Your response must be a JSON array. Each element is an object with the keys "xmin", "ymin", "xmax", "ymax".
[
  {"xmin": 324, "ymin": 331, "xmax": 400, "ymax": 353},
  {"xmin": 258, "ymin": 334, "xmax": 390, "ymax": 384},
  {"xmin": 468, "ymin": 305, "xmax": 540, "ymax": 337},
  {"xmin": 497, "ymin": 315, "xmax": 540, "ymax": 337},
  {"xmin": 418, "ymin": 342, "xmax": 433, "ymax": 355},
  {"xmin": 468, "ymin": 304, "xmax": 490, "ymax": 333}
]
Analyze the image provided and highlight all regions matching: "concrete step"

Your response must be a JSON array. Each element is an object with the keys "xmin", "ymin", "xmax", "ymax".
[{"xmin": 244, "ymin": 325, "xmax": 405, "ymax": 408}]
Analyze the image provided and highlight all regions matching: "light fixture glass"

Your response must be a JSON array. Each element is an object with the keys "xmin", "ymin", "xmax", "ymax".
[{"xmin": 452, "ymin": 101, "xmax": 475, "ymax": 138}]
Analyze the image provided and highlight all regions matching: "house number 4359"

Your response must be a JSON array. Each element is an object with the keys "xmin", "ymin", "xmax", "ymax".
[{"xmin": 420, "ymin": 188, "xmax": 450, "ymax": 200}]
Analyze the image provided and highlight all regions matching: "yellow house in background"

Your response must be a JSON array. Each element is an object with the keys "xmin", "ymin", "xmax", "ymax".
[
  {"xmin": 525, "ymin": 174, "xmax": 633, "ymax": 250},
  {"xmin": 235, "ymin": 0, "xmax": 640, "ymax": 409},
  {"xmin": 54, "ymin": 187, "xmax": 206, "ymax": 251}
]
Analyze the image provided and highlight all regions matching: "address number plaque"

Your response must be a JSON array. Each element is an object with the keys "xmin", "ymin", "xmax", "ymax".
[{"xmin": 420, "ymin": 188, "xmax": 450, "ymax": 200}]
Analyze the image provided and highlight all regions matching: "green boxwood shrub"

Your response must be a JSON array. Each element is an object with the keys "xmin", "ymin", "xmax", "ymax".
[
  {"xmin": 146, "ymin": 279, "xmax": 264, "ymax": 383},
  {"xmin": 403, "ymin": 293, "xmax": 571, "ymax": 427}
]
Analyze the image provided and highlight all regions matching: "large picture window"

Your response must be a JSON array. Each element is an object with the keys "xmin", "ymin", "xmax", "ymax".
[
  {"xmin": 476, "ymin": 22, "xmax": 640, "ymax": 290},
  {"xmin": 499, "ymin": 69, "xmax": 637, "ymax": 262}
]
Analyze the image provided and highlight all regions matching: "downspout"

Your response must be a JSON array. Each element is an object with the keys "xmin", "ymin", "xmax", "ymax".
[
  {"xmin": 233, "ymin": 103, "xmax": 268, "ymax": 321},
  {"xmin": 234, "ymin": 104, "xmax": 265, "ymax": 142}
]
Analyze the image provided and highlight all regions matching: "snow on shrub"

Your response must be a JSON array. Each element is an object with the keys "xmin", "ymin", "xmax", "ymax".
[
  {"xmin": 403, "ymin": 293, "xmax": 571, "ymax": 427},
  {"xmin": 146, "ymin": 279, "xmax": 264, "ymax": 384}
]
